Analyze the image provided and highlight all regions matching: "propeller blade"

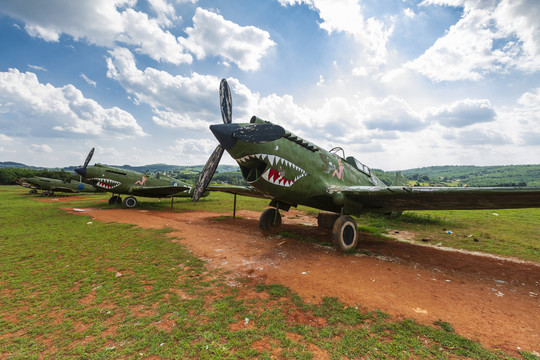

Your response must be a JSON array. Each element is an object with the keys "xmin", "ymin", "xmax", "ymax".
[
  {"xmin": 192, "ymin": 145, "xmax": 225, "ymax": 202},
  {"xmin": 219, "ymin": 79, "xmax": 232, "ymax": 124},
  {"xmin": 83, "ymin": 148, "xmax": 95, "ymax": 169}
]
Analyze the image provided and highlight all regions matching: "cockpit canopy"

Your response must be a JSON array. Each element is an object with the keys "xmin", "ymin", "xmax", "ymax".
[{"xmin": 329, "ymin": 147, "xmax": 371, "ymax": 175}]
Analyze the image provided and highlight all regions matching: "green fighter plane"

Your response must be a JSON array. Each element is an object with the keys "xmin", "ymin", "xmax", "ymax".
[
  {"xmin": 193, "ymin": 79, "xmax": 540, "ymax": 252},
  {"xmin": 75, "ymin": 149, "xmax": 204, "ymax": 208},
  {"xmin": 17, "ymin": 176, "xmax": 98, "ymax": 196}
]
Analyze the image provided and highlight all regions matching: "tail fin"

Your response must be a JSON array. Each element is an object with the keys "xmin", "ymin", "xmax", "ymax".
[{"xmin": 391, "ymin": 171, "xmax": 408, "ymax": 186}]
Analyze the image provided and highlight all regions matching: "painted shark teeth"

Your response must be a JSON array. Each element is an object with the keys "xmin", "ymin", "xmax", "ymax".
[
  {"xmin": 235, "ymin": 154, "xmax": 307, "ymax": 187},
  {"xmin": 90, "ymin": 178, "xmax": 121, "ymax": 189}
]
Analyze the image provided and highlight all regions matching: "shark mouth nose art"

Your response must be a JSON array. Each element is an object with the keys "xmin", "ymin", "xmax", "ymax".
[
  {"xmin": 236, "ymin": 154, "xmax": 307, "ymax": 187},
  {"xmin": 90, "ymin": 178, "xmax": 121, "ymax": 189}
]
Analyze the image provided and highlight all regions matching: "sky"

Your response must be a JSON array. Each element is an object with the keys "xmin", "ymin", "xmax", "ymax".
[{"xmin": 0, "ymin": 0, "xmax": 539, "ymax": 171}]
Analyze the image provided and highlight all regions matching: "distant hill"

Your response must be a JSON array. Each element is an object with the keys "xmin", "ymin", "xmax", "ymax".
[
  {"xmin": 0, "ymin": 161, "xmax": 47, "ymax": 170},
  {"xmin": 401, "ymin": 165, "xmax": 540, "ymax": 187},
  {"xmin": 2, "ymin": 162, "xmax": 539, "ymax": 187},
  {"xmin": 62, "ymin": 163, "xmax": 239, "ymax": 174}
]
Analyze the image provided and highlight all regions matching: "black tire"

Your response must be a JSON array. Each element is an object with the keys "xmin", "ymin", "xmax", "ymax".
[
  {"xmin": 108, "ymin": 196, "xmax": 121, "ymax": 206},
  {"xmin": 122, "ymin": 196, "xmax": 138, "ymax": 208},
  {"xmin": 259, "ymin": 208, "xmax": 282, "ymax": 235},
  {"xmin": 29, "ymin": 189, "xmax": 37, "ymax": 194},
  {"xmin": 332, "ymin": 215, "xmax": 358, "ymax": 252}
]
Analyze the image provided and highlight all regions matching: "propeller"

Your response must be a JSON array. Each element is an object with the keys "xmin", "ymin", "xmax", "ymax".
[
  {"xmin": 83, "ymin": 148, "xmax": 95, "ymax": 169},
  {"xmin": 74, "ymin": 148, "xmax": 95, "ymax": 178},
  {"xmin": 220, "ymin": 78, "xmax": 232, "ymax": 124},
  {"xmin": 192, "ymin": 79, "xmax": 232, "ymax": 202}
]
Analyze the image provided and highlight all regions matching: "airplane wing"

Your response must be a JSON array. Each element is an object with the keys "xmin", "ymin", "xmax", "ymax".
[
  {"xmin": 130, "ymin": 185, "xmax": 192, "ymax": 197},
  {"xmin": 207, "ymin": 185, "xmax": 272, "ymax": 199},
  {"xmin": 17, "ymin": 179, "xmax": 36, "ymax": 189},
  {"xmin": 328, "ymin": 185, "xmax": 540, "ymax": 212},
  {"xmin": 48, "ymin": 186, "xmax": 80, "ymax": 193}
]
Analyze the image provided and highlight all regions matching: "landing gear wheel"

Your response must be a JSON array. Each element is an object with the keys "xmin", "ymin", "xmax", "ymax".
[
  {"xmin": 259, "ymin": 208, "xmax": 282, "ymax": 235},
  {"xmin": 122, "ymin": 196, "xmax": 138, "ymax": 208},
  {"xmin": 332, "ymin": 215, "xmax": 358, "ymax": 252},
  {"xmin": 29, "ymin": 189, "xmax": 37, "ymax": 194},
  {"xmin": 108, "ymin": 196, "xmax": 121, "ymax": 206}
]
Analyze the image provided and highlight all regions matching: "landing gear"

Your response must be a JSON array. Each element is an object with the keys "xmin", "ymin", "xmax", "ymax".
[
  {"xmin": 108, "ymin": 195, "xmax": 122, "ymax": 206},
  {"xmin": 259, "ymin": 208, "xmax": 282, "ymax": 235},
  {"xmin": 29, "ymin": 189, "xmax": 37, "ymax": 194},
  {"xmin": 317, "ymin": 212, "xmax": 340, "ymax": 229},
  {"xmin": 332, "ymin": 215, "xmax": 358, "ymax": 252},
  {"xmin": 122, "ymin": 196, "xmax": 138, "ymax": 208}
]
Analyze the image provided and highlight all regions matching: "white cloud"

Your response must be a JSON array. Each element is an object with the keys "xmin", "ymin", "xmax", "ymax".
[
  {"xmin": 277, "ymin": 0, "xmax": 393, "ymax": 67},
  {"xmin": 0, "ymin": 0, "xmax": 130, "ymax": 44},
  {"xmin": 106, "ymin": 47, "xmax": 275, "ymax": 129},
  {"xmin": 1, "ymin": 2, "xmax": 275, "ymax": 70},
  {"xmin": 403, "ymin": 8, "xmax": 416, "ymax": 18},
  {"xmin": 0, "ymin": 133, "xmax": 14, "ymax": 142},
  {"xmin": 516, "ymin": 87, "xmax": 540, "ymax": 108},
  {"xmin": 147, "ymin": 0, "xmax": 179, "ymax": 27},
  {"xmin": 492, "ymin": 0, "xmax": 540, "ymax": 72},
  {"xmin": 0, "ymin": 134, "xmax": 15, "ymax": 154},
  {"xmin": 425, "ymin": 98, "xmax": 496, "ymax": 128},
  {"xmin": 505, "ymin": 87, "xmax": 540, "ymax": 145},
  {"xmin": 409, "ymin": 0, "xmax": 540, "ymax": 81},
  {"xmin": 0, "ymin": 0, "xmax": 191, "ymax": 65},
  {"xmin": 117, "ymin": 8, "xmax": 192, "ymax": 64},
  {"xmin": 28, "ymin": 64, "xmax": 46, "ymax": 71},
  {"xmin": 80, "ymin": 73, "xmax": 97, "ymax": 87},
  {"xmin": 0, "ymin": 68, "xmax": 145, "ymax": 138},
  {"xmin": 168, "ymin": 138, "xmax": 221, "ymax": 164},
  {"xmin": 179, "ymin": 8, "xmax": 275, "ymax": 71},
  {"xmin": 171, "ymin": 137, "xmax": 216, "ymax": 155},
  {"xmin": 362, "ymin": 96, "xmax": 426, "ymax": 132},
  {"xmin": 106, "ymin": 47, "xmax": 221, "ymax": 121},
  {"xmin": 152, "ymin": 109, "xmax": 210, "ymax": 130},
  {"xmin": 447, "ymin": 128, "xmax": 512, "ymax": 146},
  {"xmin": 31, "ymin": 144, "xmax": 54, "ymax": 153}
]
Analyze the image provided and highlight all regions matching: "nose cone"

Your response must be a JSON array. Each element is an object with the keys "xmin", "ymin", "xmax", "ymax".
[
  {"xmin": 210, "ymin": 123, "xmax": 240, "ymax": 150},
  {"xmin": 210, "ymin": 122, "xmax": 286, "ymax": 149},
  {"xmin": 74, "ymin": 167, "xmax": 86, "ymax": 177}
]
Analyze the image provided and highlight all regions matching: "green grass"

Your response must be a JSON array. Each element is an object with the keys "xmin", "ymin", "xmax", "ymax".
[
  {"xmin": 356, "ymin": 209, "xmax": 540, "ymax": 262},
  {"xmin": 22, "ymin": 188, "xmax": 540, "ymax": 261},
  {"xmin": 1, "ymin": 186, "xmax": 538, "ymax": 359}
]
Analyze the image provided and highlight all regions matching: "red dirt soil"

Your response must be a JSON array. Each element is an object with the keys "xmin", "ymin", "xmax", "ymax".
[{"xmin": 66, "ymin": 207, "xmax": 540, "ymax": 355}]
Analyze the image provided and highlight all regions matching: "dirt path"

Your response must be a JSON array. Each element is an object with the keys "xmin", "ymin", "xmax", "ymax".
[{"xmin": 66, "ymin": 207, "xmax": 540, "ymax": 355}]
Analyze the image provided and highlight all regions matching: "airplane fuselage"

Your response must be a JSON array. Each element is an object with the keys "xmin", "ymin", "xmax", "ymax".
[
  {"xmin": 212, "ymin": 117, "xmax": 385, "ymax": 215},
  {"xmin": 21, "ymin": 176, "xmax": 97, "ymax": 193},
  {"xmin": 82, "ymin": 164, "xmax": 192, "ymax": 198}
]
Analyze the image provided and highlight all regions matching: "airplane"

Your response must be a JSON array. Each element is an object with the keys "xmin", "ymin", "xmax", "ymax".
[
  {"xmin": 193, "ymin": 79, "xmax": 540, "ymax": 252},
  {"xmin": 16, "ymin": 175, "xmax": 98, "ymax": 196},
  {"xmin": 74, "ymin": 149, "xmax": 206, "ymax": 208}
]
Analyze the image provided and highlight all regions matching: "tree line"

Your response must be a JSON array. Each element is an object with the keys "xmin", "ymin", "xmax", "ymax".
[{"xmin": 0, "ymin": 168, "xmax": 78, "ymax": 185}]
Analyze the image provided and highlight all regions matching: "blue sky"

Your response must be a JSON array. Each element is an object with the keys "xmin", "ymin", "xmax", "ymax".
[{"xmin": 0, "ymin": 0, "xmax": 539, "ymax": 171}]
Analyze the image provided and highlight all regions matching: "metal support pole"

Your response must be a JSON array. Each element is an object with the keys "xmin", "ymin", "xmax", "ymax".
[
  {"xmin": 273, "ymin": 203, "xmax": 280, "ymax": 225},
  {"xmin": 233, "ymin": 194, "xmax": 237, "ymax": 219}
]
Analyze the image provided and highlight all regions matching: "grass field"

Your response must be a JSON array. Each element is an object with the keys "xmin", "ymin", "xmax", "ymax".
[{"xmin": 1, "ymin": 186, "xmax": 538, "ymax": 359}]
